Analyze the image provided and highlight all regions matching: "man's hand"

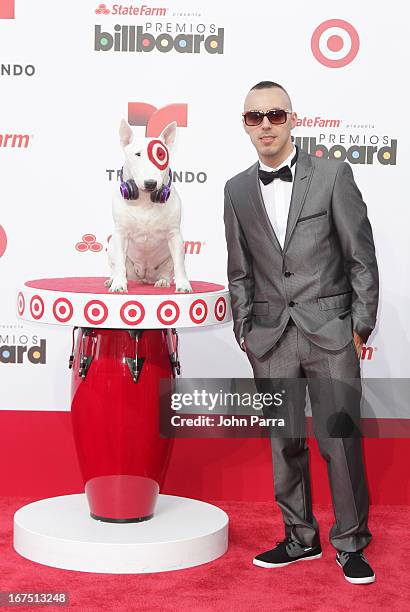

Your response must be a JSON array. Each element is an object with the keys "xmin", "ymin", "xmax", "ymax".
[{"xmin": 353, "ymin": 330, "xmax": 363, "ymax": 360}]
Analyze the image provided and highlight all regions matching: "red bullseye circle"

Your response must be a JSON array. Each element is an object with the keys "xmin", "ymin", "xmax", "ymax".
[
  {"xmin": 17, "ymin": 292, "xmax": 25, "ymax": 316},
  {"xmin": 147, "ymin": 139, "xmax": 169, "ymax": 170},
  {"xmin": 120, "ymin": 301, "xmax": 145, "ymax": 326},
  {"xmin": 311, "ymin": 19, "xmax": 360, "ymax": 68},
  {"xmin": 30, "ymin": 295, "xmax": 45, "ymax": 320},
  {"xmin": 214, "ymin": 297, "xmax": 226, "ymax": 321},
  {"xmin": 189, "ymin": 299, "xmax": 208, "ymax": 324},
  {"xmin": 157, "ymin": 300, "xmax": 180, "ymax": 325},
  {"xmin": 53, "ymin": 298, "xmax": 74, "ymax": 323},
  {"xmin": 84, "ymin": 300, "xmax": 108, "ymax": 325}
]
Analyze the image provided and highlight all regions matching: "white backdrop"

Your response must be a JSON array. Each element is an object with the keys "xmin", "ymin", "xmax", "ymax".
[{"xmin": 1, "ymin": 1, "xmax": 409, "ymax": 414}]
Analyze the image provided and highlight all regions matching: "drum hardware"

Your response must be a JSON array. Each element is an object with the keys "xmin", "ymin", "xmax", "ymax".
[
  {"xmin": 126, "ymin": 329, "xmax": 145, "ymax": 383},
  {"xmin": 68, "ymin": 326, "xmax": 79, "ymax": 369},
  {"xmin": 78, "ymin": 328, "xmax": 94, "ymax": 380},
  {"xmin": 166, "ymin": 328, "xmax": 181, "ymax": 377}
]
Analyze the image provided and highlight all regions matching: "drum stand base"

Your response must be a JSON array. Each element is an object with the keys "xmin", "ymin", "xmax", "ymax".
[{"xmin": 13, "ymin": 493, "xmax": 228, "ymax": 574}]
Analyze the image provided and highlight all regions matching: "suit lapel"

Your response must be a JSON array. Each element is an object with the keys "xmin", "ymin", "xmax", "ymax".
[
  {"xmin": 247, "ymin": 145, "xmax": 314, "ymax": 255},
  {"xmin": 247, "ymin": 162, "xmax": 283, "ymax": 254},
  {"xmin": 283, "ymin": 148, "xmax": 314, "ymax": 253}
]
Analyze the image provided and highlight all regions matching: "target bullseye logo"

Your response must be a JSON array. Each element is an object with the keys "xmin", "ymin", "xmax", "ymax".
[
  {"xmin": 189, "ymin": 299, "xmax": 208, "ymax": 324},
  {"xmin": 84, "ymin": 299, "xmax": 108, "ymax": 325},
  {"xmin": 120, "ymin": 300, "xmax": 145, "ymax": 326},
  {"xmin": 311, "ymin": 19, "xmax": 360, "ymax": 68},
  {"xmin": 53, "ymin": 297, "xmax": 74, "ymax": 323},
  {"xmin": 147, "ymin": 139, "xmax": 169, "ymax": 170},
  {"xmin": 30, "ymin": 295, "xmax": 45, "ymax": 320},
  {"xmin": 17, "ymin": 292, "xmax": 25, "ymax": 316},
  {"xmin": 157, "ymin": 300, "xmax": 180, "ymax": 325},
  {"xmin": 214, "ymin": 297, "xmax": 226, "ymax": 321}
]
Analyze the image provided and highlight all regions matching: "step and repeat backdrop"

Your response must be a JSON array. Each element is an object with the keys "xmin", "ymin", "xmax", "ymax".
[{"xmin": 0, "ymin": 1, "xmax": 408, "ymax": 420}]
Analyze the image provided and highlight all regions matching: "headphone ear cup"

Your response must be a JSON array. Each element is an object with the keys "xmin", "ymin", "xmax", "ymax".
[
  {"xmin": 150, "ymin": 188, "xmax": 160, "ymax": 203},
  {"xmin": 127, "ymin": 179, "xmax": 139, "ymax": 200}
]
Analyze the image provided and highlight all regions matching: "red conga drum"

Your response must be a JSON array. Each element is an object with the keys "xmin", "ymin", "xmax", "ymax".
[
  {"xmin": 70, "ymin": 328, "xmax": 175, "ymax": 523},
  {"xmin": 16, "ymin": 277, "xmax": 231, "ymax": 524}
]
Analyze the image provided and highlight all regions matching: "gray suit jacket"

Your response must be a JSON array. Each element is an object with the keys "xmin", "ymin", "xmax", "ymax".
[{"xmin": 223, "ymin": 145, "xmax": 379, "ymax": 359}]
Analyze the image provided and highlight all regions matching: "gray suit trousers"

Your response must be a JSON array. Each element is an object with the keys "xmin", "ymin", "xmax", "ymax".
[{"xmin": 246, "ymin": 321, "xmax": 372, "ymax": 553}]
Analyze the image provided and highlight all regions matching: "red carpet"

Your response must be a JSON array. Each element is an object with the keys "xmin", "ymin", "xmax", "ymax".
[{"xmin": 1, "ymin": 497, "xmax": 409, "ymax": 611}]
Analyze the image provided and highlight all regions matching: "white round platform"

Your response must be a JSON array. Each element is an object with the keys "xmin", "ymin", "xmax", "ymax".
[{"xmin": 14, "ymin": 493, "xmax": 229, "ymax": 574}]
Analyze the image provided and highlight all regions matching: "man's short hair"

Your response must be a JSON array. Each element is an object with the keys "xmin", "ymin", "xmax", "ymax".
[{"xmin": 249, "ymin": 81, "xmax": 292, "ymax": 110}]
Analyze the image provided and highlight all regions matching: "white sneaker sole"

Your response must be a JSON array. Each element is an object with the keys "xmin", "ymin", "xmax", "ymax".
[
  {"xmin": 253, "ymin": 552, "xmax": 322, "ymax": 568},
  {"xmin": 336, "ymin": 557, "xmax": 376, "ymax": 584}
]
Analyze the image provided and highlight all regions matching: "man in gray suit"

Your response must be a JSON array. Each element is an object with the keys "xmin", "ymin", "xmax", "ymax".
[{"xmin": 223, "ymin": 81, "xmax": 379, "ymax": 584}]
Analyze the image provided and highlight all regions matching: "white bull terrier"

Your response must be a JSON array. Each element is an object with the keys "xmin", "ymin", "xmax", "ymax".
[{"xmin": 105, "ymin": 119, "xmax": 192, "ymax": 294}]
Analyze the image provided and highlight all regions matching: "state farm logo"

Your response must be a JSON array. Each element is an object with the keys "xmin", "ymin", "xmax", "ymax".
[
  {"xmin": 75, "ymin": 234, "xmax": 103, "ymax": 253},
  {"xmin": 360, "ymin": 345, "xmax": 377, "ymax": 361},
  {"xmin": 311, "ymin": 19, "xmax": 360, "ymax": 68},
  {"xmin": 95, "ymin": 3, "xmax": 110, "ymax": 14},
  {"xmin": 95, "ymin": 3, "xmax": 167, "ymax": 16},
  {"xmin": 297, "ymin": 116, "xmax": 342, "ymax": 128},
  {"xmin": 0, "ymin": 0, "xmax": 14, "ymax": 19},
  {"xmin": 0, "ymin": 133, "xmax": 31, "ymax": 148},
  {"xmin": 0, "ymin": 225, "xmax": 7, "ymax": 257}
]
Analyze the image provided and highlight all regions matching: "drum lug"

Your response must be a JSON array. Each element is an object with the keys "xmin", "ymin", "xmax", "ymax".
[
  {"xmin": 126, "ymin": 329, "xmax": 144, "ymax": 383},
  {"xmin": 79, "ymin": 356, "xmax": 93, "ymax": 380},
  {"xmin": 78, "ymin": 328, "xmax": 94, "ymax": 379},
  {"xmin": 68, "ymin": 326, "xmax": 79, "ymax": 369},
  {"xmin": 126, "ymin": 357, "xmax": 145, "ymax": 383},
  {"xmin": 166, "ymin": 328, "xmax": 181, "ymax": 377}
]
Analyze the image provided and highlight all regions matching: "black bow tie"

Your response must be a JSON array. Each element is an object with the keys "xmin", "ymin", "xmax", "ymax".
[
  {"xmin": 258, "ymin": 147, "xmax": 298, "ymax": 185},
  {"xmin": 258, "ymin": 165, "xmax": 293, "ymax": 185}
]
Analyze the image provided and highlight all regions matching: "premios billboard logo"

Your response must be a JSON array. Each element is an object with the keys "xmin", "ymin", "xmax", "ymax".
[
  {"xmin": 0, "ymin": 329, "xmax": 46, "ymax": 365},
  {"xmin": 94, "ymin": 8, "xmax": 224, "ymax": 54}
]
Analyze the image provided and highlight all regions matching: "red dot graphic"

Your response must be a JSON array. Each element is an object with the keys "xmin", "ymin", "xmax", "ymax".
[
  {"xmin": 129, "ymin": 309, "xmax": 137, "ymax": 317},
  {"xmin": 164, "ymin": 308, "xmax": 172, "ymax": 317},
  {"xmin": 92, "ymin": 308, "xmax": 99, "ymax": 316},
  {"xmin": 143, "ymin": 38, "xmax": 150, "ymax": 47},
  {"xmin": 327, "ymin": 35, "xmax": 344, "ymax": 52}
]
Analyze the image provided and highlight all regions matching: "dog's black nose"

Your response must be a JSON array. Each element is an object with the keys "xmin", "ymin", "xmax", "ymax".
[{"xmin": 144, "ymin": 180, "xmax": 157, "ymax": 191}]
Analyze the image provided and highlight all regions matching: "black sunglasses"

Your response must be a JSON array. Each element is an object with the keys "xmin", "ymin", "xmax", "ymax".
[{"xmin": 242, "ymin": 108, "xmax": 292, "ymax": 126}]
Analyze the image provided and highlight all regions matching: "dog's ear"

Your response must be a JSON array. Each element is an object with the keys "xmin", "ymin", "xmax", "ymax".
[
  {"xmin": 159, "ymin": 121, "xmax": 176, "ymax": 149},
  {"xmin": 119, "ymin": 119, "xmax": 133, "ymax": 148}
]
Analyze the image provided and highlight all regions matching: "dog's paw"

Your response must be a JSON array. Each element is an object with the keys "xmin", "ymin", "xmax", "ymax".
[
  {"xmin": 154, "ymin": 278, "xmax": 171, "ymax": 288},
  {"xmin": 104, "ymin": 278, "xmax": 113, "ymax": 288},
  {"xmin": 108, "ymin": 277, "xmax": 128, "ymax": 293},
  {"xmin": 175, "ymin": 279, "xmax": 192, "ymax": 293}
]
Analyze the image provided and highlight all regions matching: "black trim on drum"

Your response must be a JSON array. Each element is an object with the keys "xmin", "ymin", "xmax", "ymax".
[{"xmin": 90, "ymin": 512, "xmax": 154, "ymax": 523}]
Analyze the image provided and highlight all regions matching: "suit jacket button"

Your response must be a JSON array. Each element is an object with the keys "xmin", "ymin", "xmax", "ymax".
[
  {"xmin": 284, "ymin": 271, "xmax": 291, "ymax": 277},
  {"xmin": 288, "ymin": 300, "xmax": 295, "ymax": 307}
]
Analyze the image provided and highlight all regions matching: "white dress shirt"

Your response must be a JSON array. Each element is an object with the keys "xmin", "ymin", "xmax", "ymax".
[
  {"xmin": 258, "ymin": 144, "xmax": 296, "ymax": 249},
  {"xmin": 240, "ymin": 145, "xmax": 296, "ymax": 350}
]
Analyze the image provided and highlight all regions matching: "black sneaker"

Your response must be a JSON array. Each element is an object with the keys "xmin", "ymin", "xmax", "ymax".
[
  {"xmin": 253, "ymin": 537, "xmax": 322, "ymax": 568},
  {"xmin": 336, "ymin": 550, "xmax": 375, "ymax": 584}
]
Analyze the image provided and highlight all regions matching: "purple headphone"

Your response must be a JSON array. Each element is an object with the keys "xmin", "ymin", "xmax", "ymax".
[{"xmin": 119, "ymin": 167, "xmax": 172, "ymax": 203}]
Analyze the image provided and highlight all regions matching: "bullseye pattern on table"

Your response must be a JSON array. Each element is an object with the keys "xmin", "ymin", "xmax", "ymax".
[{"xmin": 16, "ymin": 277, "xmax": 231, "ymax": 329}]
